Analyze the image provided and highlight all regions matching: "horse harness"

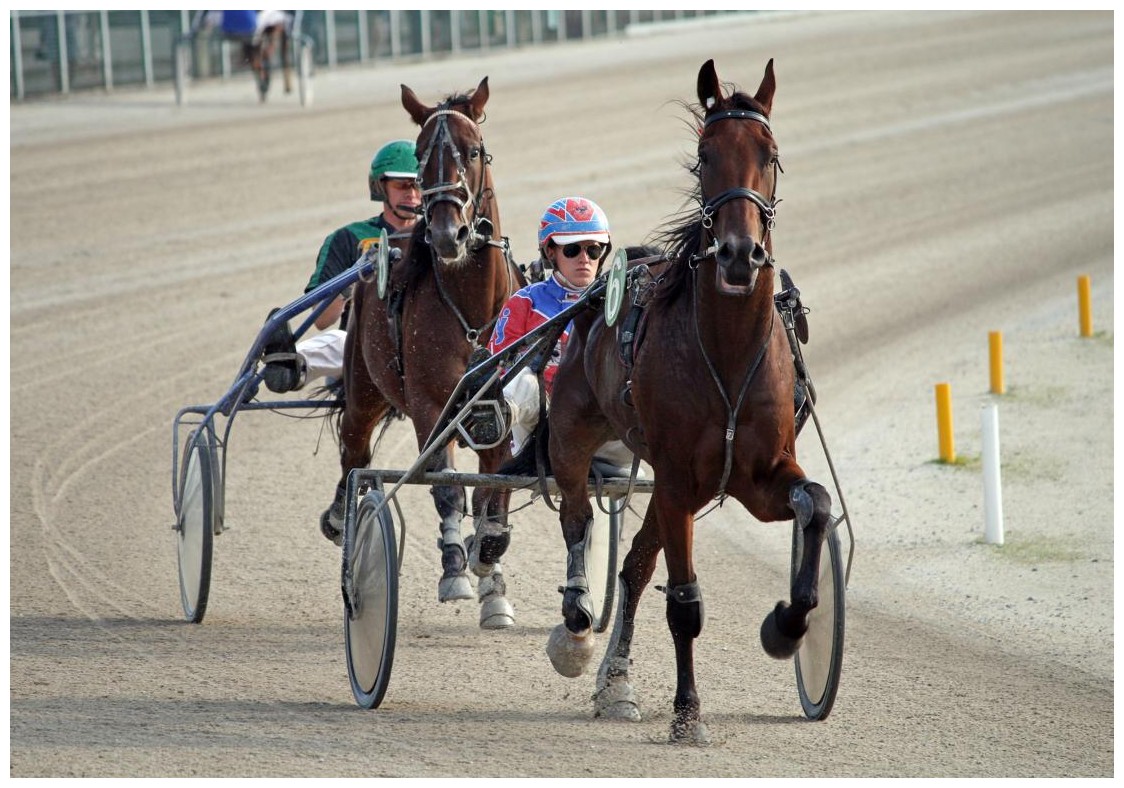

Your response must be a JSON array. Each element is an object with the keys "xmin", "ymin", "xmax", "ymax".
[{"xmin": 381, "ymin": 109, "xmax": 518, "ymax": 376}]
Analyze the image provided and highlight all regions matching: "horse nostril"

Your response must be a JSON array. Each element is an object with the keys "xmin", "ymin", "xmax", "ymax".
[
  {"xmin": 715, "ymin": 242, "xmax": 735, "ymax": 267},
  {"xmin": 751, "ymin": 241, "xmax": 769, "ymax": 267},
  {"xmin": 455, "ymin": 225, "xmax": 471, "ymax": 245}
]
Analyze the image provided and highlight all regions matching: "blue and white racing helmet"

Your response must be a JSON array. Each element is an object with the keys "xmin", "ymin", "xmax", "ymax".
[{"xmin": 538, "ymin": 197, "xmax": 611, "ymax": 249}]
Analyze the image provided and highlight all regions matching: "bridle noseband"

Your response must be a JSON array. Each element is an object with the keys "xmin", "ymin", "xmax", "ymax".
[
  {"xmin": 416, "ymin": 108, "xmax": 496, "ymax": 252},
  {"xmin": 694, "ymin": 108, "xmax": 780, "ymax": 263}
]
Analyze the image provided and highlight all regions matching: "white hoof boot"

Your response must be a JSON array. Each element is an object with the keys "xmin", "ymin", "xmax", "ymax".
[
  {"xmin": 546, "ymin": 623, "xmax": 595, "ymax": 678},
  {"xmin": 438, "ymin": 573, "xmax": 473, "ymax": 603},
  {"xmin": 478, "ymin": 566, "xmax": 515, "ymax": 630},
  {"xmin": 593, "ymin": 675, "xmax": 641, "ymax": 721}
]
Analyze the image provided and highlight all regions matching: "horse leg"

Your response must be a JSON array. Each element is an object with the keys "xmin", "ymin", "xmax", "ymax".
[
  {"xmin": 429, "ymin": 447, "xmax": 474, "ymax": 603},
  {"xmin": 468, "ymin": 444, "xmax": 515, "ymax": 629},
  {"xmin": 760, "ymin": 477, "xmax": 833, "ymax": 659},
  {"xmin": 591, "ymin": 502, "xmax": 661, "ymax": 722},
  {"xmin": 280, "ymin": 29, "xmax": 292, "ymax": 93},
  {"xmin": 545, "ymin": 411, "xmax": 612, "ymax": 674},
  {"xmin": 325, "ymin": 388, "xmax": 386, "ymax": 545},
  {"xmin": 654, "ymin": 492, "xmax": 710, "ymax": 744}
]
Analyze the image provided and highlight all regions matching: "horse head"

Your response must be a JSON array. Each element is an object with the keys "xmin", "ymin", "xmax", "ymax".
[
  {"xmin": 401, "ymin": 77, "xmax": 493, "ymax": 265},
  {"xmin": 695, "ymin": 59, "xmax": 780, "ymax": 296}
]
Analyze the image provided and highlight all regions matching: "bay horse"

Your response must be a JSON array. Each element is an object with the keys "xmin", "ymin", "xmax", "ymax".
[
  {"xmin": 544, "ymin": 59, "xmax": 832, "ymax": 742},
  {"xmin": 244, "ymin": 16, "xmax": 292, "ymax": 101},
  {"xmin": 323, "ymin": 77, "xmax": 526, "ymax": 629}
]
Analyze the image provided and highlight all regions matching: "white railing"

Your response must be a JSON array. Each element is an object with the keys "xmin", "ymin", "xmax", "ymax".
[{"xmin": 11, "ymin": 10, "xmax": 734, "ymax": 102}]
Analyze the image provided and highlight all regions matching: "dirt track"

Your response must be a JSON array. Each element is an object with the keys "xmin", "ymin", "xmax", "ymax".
[{"xmin": 9, "ymin": 11, "xmax": 1114, "ymax": 778}]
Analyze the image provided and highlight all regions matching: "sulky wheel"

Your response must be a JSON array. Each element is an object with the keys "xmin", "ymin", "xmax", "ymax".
[
  {"xmin": 175, "ymin": 427, "xmax": 217, "ymax": 623},
  {"xmin": 585, "ymin": 495, "xmax": 621, "ymax": 633},
  {"xmin": 792, "ymin": 520, "xmax": 845, "ymax": 720},
  {"xmin": 343, "ymin": 489, "xmax": 399, "ymax": 709}
]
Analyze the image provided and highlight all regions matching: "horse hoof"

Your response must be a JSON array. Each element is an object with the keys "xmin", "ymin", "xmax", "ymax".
[
  {"xmin": 760, "ymin": 601, "xmax": 804, "ymax": 659},
  {"xmin": 545, "ymin": 623, "xmax": 594, "ymax": 678},
  {"xmin": 477, "ymin": 569, "xmax": 514, "ymax": 628},
  {"xmin": 593, "ymin": 680, "xmax": 641, "ymax": 722},
  {"xmin": 438, "ymin": 572, "xmax": 473, "ymax": 602},
  {"xmin": 669, "ymin": 718, "xmax": 711, "ymax": 745},
  {"xmin": 479, "ymin": 594, "xmax": 515, "ymax": 629},
  {"xmin": 319, "ymin": 510, "xmax": 342, "ymax": 547}
]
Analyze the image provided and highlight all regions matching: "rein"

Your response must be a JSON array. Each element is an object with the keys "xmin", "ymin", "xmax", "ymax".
[{"xmin": 691, "ymin": 267, "xmax": 775, "ymax": 498}]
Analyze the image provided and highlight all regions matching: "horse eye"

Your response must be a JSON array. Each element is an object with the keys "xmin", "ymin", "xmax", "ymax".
[{"xmin": 469, "ymin": 146, "xmax": 481, "ymax": 160}]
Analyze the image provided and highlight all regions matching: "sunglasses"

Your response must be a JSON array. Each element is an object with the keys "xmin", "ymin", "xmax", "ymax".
[
  {"xmin": 385, "ymin": 179, "xmax": 420, "ymax": 191},
  {"xmin": 559, "ymin": 242, "xmax": 604, "ymax": 259}
]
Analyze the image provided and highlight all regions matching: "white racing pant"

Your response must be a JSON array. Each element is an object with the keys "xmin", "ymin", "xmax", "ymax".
[
  {"xmin": 296, "ymin": 329, "xmax": 346, "ymax": 387},
  {"xmin": 503, "ymin": 367, "xmax": 635, "ymax": 468}
]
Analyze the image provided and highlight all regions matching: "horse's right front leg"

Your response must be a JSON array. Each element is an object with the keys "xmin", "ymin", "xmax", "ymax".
[
  {"xmin": 428, "ymin": 444, "xmax": 474, "ymax": 603},
  {"xmin": 592, "ymin": 502, "xmax": 661, "ymax": 723},
  {"xmin": 324, "ymin": 394, "xmax": 384, "ymax": 545}
]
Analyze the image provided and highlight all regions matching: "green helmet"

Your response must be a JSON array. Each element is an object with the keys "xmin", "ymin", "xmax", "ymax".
[{"xmin": 369, "ymin": 140, "xmax": 419, "ymax": 202}]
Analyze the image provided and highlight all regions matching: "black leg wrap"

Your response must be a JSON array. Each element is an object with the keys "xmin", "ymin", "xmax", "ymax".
[
  {"xmin": 430, "ymin": 482, "xmax": 465, "ymax": 521},
  {"xmin": 664, "ymin": 581, "xmax": 705, "ymax": 639},
  {"xmin": 563, "ymin": 587, "xmax": 593, "ymax": 633},
  {"xmin": 561, "ymin": 539, "xmax": 593, "ymax": 633},
  {"xmin": 476, "ymin": 523, "xmax": 511, "ymax": 565}
]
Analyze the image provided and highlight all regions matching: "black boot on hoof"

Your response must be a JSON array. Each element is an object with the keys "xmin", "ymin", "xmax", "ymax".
[{"xmin": 760, "ymin": 600, "xmax": 805, "ymax": 659}]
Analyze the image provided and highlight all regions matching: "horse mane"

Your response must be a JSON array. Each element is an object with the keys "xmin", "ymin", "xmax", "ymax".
[
  {"xmin": 651, "ymin": 89, "xmax": 771, "ymax": 305},
  {"xmin": 398, "ymin": 90, "xmax": 485, "ymax": 293}
]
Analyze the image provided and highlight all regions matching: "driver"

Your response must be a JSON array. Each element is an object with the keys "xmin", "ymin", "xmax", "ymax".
[
  {"xmin": 261, "ymin": 139, "xmax": 421, "ymax": 393},
  {"xmin": 488, "ymin": 196, "xmax": 632, "ymax": 467}
]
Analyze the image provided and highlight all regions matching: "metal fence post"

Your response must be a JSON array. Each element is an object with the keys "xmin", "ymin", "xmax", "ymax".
[
  {"xmin": 581, "ymin": 10, "xmax": 591, "ymax": 40},
  {"xmin": 357, "ymin": 10, "xmax": 368, "ymax": 62},
  {"xmin": 531, "ymin": 10, "xmax": 542, "ymax": 44},
  {"xmin": 140, "ymin": 10, "xmax": 154, "ymax": 87},
  {"xmin": 325, "ymin": 11, "xmax": 337, "ymax": 67},
  {"xmin": 99, "ymin": 10, "xmax": 113, "ymax": 91},
  {"xmin": 12, "ymin": 11, "xmax": 25, "ymax": 100},
  {"xmin": 56, "ymin": 11, "xmax": 70, "ymax": 94},
  {"xmin": 451, "ymin": 10, "xmax": 461, "ymax": 54},
  {"xmin": 478, "ymin": 10, "xmax": 488, "ymax": 52},
  {"xmin": 420, "ymin": 10, "xmax": 431, "ymax": 57},
  {"xmin": 505, "ymin": 10, "xmax": 515, "ymax": 47}
]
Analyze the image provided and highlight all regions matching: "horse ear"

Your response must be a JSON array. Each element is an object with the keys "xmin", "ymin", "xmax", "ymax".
[
  {"xmin": 754, "ymin": 59, "xmax": 776, "ymax": 116},
  {"xmin": 401, "ymin": 84, "xmax": 431, "ymax": 126},
  {"xmin": 468, "ymin": 76, "xmax": 490, "ymax": 120},
  {"xmin": 697, "ymin": 59, "xmax": 722, "ymax": 111}
]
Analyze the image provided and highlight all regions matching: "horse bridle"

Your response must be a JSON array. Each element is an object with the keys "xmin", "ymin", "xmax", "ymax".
[
  {"xmin": 416, "ymin": 108, "xmax": 497, "ymax": 252},
  {"xmin": 694, "ymin": 108, "xmax": 781, "ymax": 263},
  {"xmin": 415, "ymin": 107, "xmax": 513, "ymax": 348}
]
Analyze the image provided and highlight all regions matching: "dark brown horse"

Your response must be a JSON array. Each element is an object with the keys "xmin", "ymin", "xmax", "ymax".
[
  {"xmin": 544, "ymin": 60, "xmax": 832, "ymax": 742},
  {"xmin": 243, "ymin": 21, "xmax": 291, "ymax": 101},
  {"xmin": 323, "ymin": 77, "xmax": 526, "ymax": 629}
]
